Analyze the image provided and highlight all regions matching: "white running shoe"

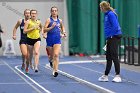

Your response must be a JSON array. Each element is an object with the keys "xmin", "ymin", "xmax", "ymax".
[
  {"xmin": 52, "ymin": 71, "xmax": 55, "ymax": 76},
  {"xmin": 30, "ymin": 65, "xmax": 34, "ymax": 70},
  {"xmin": 112, "ymin": 75, "xmax": 122, "ymax": 82},
  {"xmin": 98, "ymin": 75, "xmax": 109, "ymax": 82}
]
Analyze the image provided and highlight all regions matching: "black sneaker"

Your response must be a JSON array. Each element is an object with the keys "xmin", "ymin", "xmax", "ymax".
[
  {"xmin": 49, "ymin": 59, "xmax": 53, "ymax": 68},
  {"xmin": 53, "ymin": 72, "xmax": 58, "ymax": 77},
  {"xmin": 35, "ymin": 69, "xmax": 38, "ymax": 73}
]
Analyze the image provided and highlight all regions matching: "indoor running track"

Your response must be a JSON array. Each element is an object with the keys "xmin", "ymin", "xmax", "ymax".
[{"xmin": 0, "ymin": 56, "xmax": 140, "ymax": 93}]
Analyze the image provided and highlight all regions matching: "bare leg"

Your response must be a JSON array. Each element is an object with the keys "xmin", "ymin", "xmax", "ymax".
[
  {"xmin": 34, "ymin": 41, "xmax": 40, "ymax": 72},
  {"xmin": 46, "ymin": 47, "xmax": 53, "ymax": 67},
  {"xmin": 52, "ymin": 44, "xmax": 61, "ymax": 77},
  {"xmin": 26, "ymin": 45, "xmax": 33, "ymax": 73},
  {"xmin": 20, "ymin": 44, "xmax": 27, "ymax": 70},
  {"xmin": 29, "ymin": 46, "xmax": 34, "ymax": 69}
]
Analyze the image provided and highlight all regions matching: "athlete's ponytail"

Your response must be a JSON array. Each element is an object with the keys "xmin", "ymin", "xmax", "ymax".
[{"xmin": 100, "ymin": 1, "xmax": 117, "ymax": 15}]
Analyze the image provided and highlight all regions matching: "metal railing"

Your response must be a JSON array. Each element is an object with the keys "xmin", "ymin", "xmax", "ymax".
[{"xmin": 119, "ymin": 36, "xmax": 140, "ymax": 66}]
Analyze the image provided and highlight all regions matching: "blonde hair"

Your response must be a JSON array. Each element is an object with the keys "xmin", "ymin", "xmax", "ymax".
[{"xmin": 100, "ymin": 1, "xmax": 117, "ymax": 15}]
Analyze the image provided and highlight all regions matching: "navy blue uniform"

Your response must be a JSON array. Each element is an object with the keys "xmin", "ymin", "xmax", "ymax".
[{"xmin": 19, "ymin": 19, "xmax": 27, "ymax": 44}]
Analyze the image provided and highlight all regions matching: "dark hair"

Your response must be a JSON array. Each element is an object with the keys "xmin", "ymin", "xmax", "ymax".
[
  {"xmin": 24, "ymin": 9, "xmax": 30, "ymax": 15},
  {"xmin": 50, "ymin": 6, "xmax": 58, "ymax": 11},
  {"xmin": 50, "ymin": 6, "xmax": 58, "ymax": 18},
  {"xmin": 30, "ymin": 9, "xmax": 37, "ymax": 15}
]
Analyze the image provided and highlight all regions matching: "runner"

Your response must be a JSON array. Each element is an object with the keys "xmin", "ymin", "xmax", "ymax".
[
  {"xmin": 12, "ymin": 9, "xmax": 33, "ymax": 73},
  {"xmin": 44, "ymin": 6, "xmax": 66, "ymax": 77},
  {"xmin": 24, "ymin": 9, "xmax": 43, "ymax": 72}
]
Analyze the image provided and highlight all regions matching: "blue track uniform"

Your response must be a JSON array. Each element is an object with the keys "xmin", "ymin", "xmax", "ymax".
[
  {"xmin": 46, "ymin": 17, "xmax": 61, "ymax": 47},
  {"xmin": 19, "ymin": 19, "xmax": 27, "ymax": 44}
]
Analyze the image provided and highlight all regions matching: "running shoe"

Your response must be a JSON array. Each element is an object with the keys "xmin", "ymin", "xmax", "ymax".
[
  {"xmin": 98, "ymin": 75, "xmax": 109, "ymax": 82},
  {"xmin": 35, "ymin": 67, "xmax": 38, "ymax": 73},
  {"xmin": 49, "ymin": 59, "xmax": 53, "ymax": 68},
  {"xmin": 35, "ymin": 69, "xmax": 38, "ymax": 73},
  {"xmin": 25, "ymin": 68, "xmax": 29, "ymax": 74},
  {"xmin": 53, "ymin": 72, "xmax": 58, "ymax": 77},
  {"xmin": 30, "ymin": 64, "xmax": 34, "ymax": 70},
  {"xmin": 21, "ymin": 63, "xmax": 25, "ymax": 70},
  {"xmin": 112, "ymin": 75, "xmax": 122, "ymax": 82}
]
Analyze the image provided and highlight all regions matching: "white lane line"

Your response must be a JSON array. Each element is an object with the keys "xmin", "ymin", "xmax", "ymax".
[
  {"xmin": 59, "ymin": 60, "xmax": 106, "ymax": 65},
  {"xmin": 45, "ymin": 64, "xmax": 115, "ymax": 93},
  {"xmin": 1, "ymin": 60, "xmax": 42, "ymax": 93},
  {"xmin": 15, "ymin": 65, "xmax": 51, "ymax": 93},
  {"xmin": 0, "ymin": 82, "xmax": 79, "ymax": 85},
  {"xmin": 60, "ymin": 60, "xmax": 140, "ymax": 81},
  {"xmin": 0, "ymin": 63, "xmax": 21, "ymax": 66},
  {"xmin": 70, "ymin": 62, "xmax": 139, "ymax": 85},
  {"xmin": 59, "ymin": 60, "xmax": 93, "ymax": 64},
  {"xmin": 0, "ymin": 83, "xmax": 32, "ymax": 85},
  {"xmin": 93, "ymin": 60, "xmax": 106, "ymax": 63}
]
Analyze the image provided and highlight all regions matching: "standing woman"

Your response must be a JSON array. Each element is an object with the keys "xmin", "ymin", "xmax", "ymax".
[
  {"xmin": 98, "ymin": 1, "xmax": 122, "ymax": 82},
  {"xmin": 12, "ymin": 9, "xmax": 31, "ymax": 73},
  {"xmin": 44, "ymin": 6, "xmax": 66, "ymax": 77},
  {"xmin": 24, "ymin": 9, "xmax": 43, "ymax": 73}
]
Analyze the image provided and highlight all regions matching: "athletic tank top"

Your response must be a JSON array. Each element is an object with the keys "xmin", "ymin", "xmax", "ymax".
[
  {"xmin": 27, "ymin": 19, "xmax": 40, "ymax": 39},
  {"xmin": 20, "ymin": 19, "xmax": 27, "ymax": 40},
  {"xmin": 47, "ymin": 17, "xmax": 61, "ymax": 37}
]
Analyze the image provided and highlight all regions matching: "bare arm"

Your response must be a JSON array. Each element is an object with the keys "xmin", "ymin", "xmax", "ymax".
[
  {"xmin": 43, "ymin": 18, "xmax": 56, "ymax": 33},
  {"xmin": 24, "ymin": 20, "xmax": 35, "ymax": 33},
  {"xmin": 12, "ymin": 19, "xmax": 21, "ymax": 40},
  {"xmin": 60, "ymin": 19, "xmax": 66, "ymax": 33},
  {"xmin": 39, "ymin": 21, "xmax": 43, "ymax": 35},
  {"xmin": 42, "ymin": 32, "xmax": 47, "ymax": 39},
  {"xmin": 60, "ymin": 19, "xmax": 66, "ymax": 37}
]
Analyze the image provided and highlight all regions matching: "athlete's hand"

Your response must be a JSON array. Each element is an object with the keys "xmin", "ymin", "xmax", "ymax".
[
  {"xmin": 36, "ymin": 25, "xmax": 41, "ymax": 30},
  {"xmin": 63, "ymin": 33, "xmax": 67, "ymax": 37},
  {"xmin": 51, "ymin": 22, "xmax": 56, "ymax": 28},
  {"xmin": 61, "ymin": 32, "xmax": 67, "ymax": 39},
  {"xmin": 12, "ymin": 35, "xmax": 16, "ymax": 40},
  {"xmin": 33, "ymin": 25, "xmax": 40, "ymax": 30},
  {"xmin": 62, "ymin": 32, "xmax": 67, "ymax": 37},
  {"xmin": 42, "ymin": 33, "xmax": 47, "ymax": 39}
]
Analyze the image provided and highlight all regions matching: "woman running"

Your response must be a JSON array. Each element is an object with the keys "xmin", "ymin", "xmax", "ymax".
[
  {"xmin": 24, "ymin": 9, "xmax": 43, "ymax": 73},
  {"xmin": 44, "ymin": 6, "xmax": 66, "ymax": 77},
  {"xmin": 12, "ymin": 9, "xmax": 33, "ymax": 73}
]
